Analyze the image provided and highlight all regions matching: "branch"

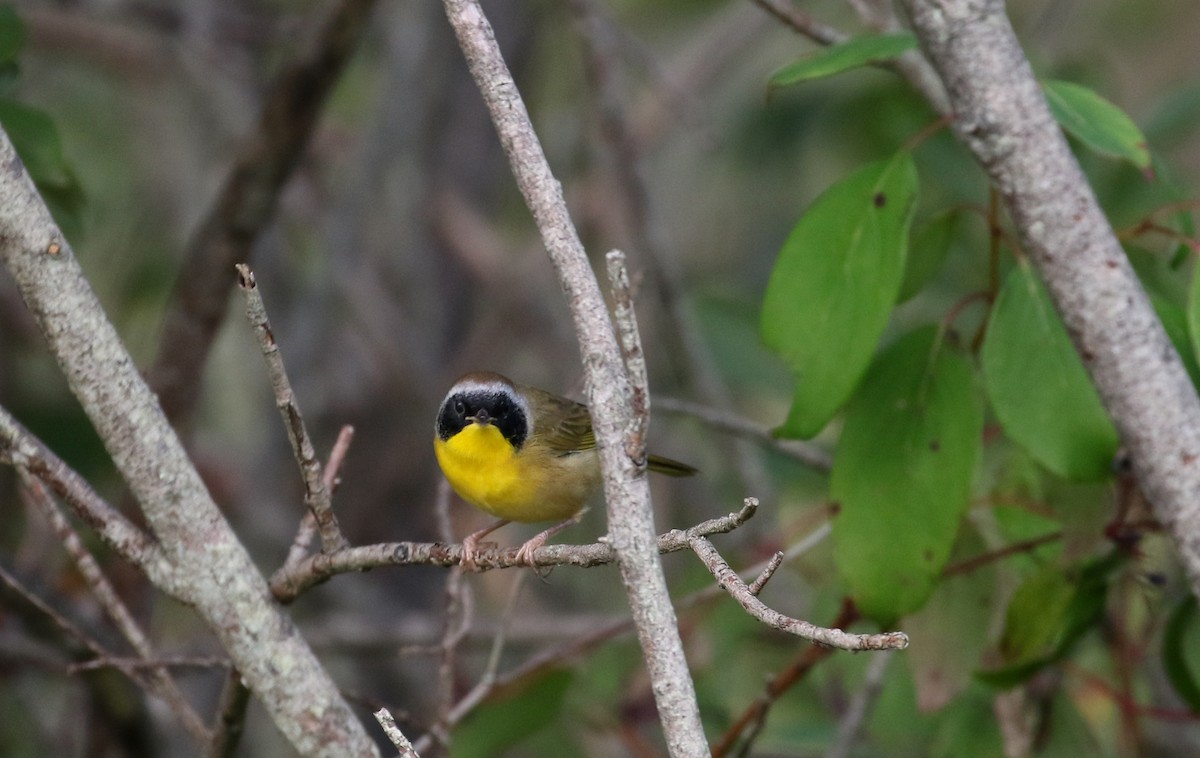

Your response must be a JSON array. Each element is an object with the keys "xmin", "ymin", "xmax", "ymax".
[
  {"xmin": 712, "ymin": 600, "xmax": 859, "ymax": 757},
  {"xmin": 207, "ymin": 668, "xmax": 252, "ymax": 758},
  {"xmin": 901, "ymin": 0, "xmax": 1200, "ymax": 599},
  {"xmin": 655, "ymin": 396, "xmax": 833, "ymax": 470},
  {"xmin": 374, "ymin": 708, "xmax": 421, "ymax": 757},
  {"xmin": 236, "ymin": 263, "xmax": 348, "ymax": 553},
  {"xmin": 0, "ymin": 128, "xmax": 378, "ymax": 755},
  {"xmin": 573, "ymin": 2, "xmax": 774, "ymax": 499},
  {"xmin": 148, "ymin": 0, "xmax": 378, "ymax": 426},
  {"xmin": 688, "ymin": 531, "xmax": 907, "ymax": 652},
  {"xmin": 0, "ymin": 403, "xmax": 171, "ymax": 583},
  {"xmin": 270, "ymin": 502, "xmax": 761, "ymax": 602},
  {"xmin": 440, "ymin": 1, "xmax": 708, "ymax": 754},
  {"xmin": 20, "ymin": 474, "xmax": 210, "ymax": 743}
]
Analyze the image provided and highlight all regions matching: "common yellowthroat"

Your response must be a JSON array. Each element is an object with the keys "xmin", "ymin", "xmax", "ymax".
[{"xmin": 434, "ymin": 372, "xmax": 696, "ymax": 568}]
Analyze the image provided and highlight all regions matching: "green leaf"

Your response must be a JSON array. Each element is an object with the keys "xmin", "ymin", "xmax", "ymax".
[
  {"xmin": 1043, "ymin": 79, "xmax": 1151, "ymax": 170},
  {"xmin": 762, "ymin": 151, "xmax": 918, "ymax": 438},
  {"xmin": 0, "ymin": 98, "xmax": 85, "ymax": 235},
  {"xmin": 1186, "ymin": 259, "xmax": 1200, "ymax": 380},
  {"xmin": 831, "ymin": 326, "xmax": 982, "ymax": 623},
  {"xmin": 768, "ymin": 34, "xmax": 918, "ymax": 89},
  {"xmin": 0, "ymin": 5, "xmax": 25, "ymax": 66},
  {"xmin": 981, "ymin": 263, "xmax": 1119, "ymax": 480},
  {"xmin": 1163, "ymin": 596, "xmax": 1200, "ymax": 711},
  {"xmin": 977, "ymin": 554, "xmax": 1118, "ymax": 687},
  {"xmin": 1153, "ymin": 292, "xmax": 1200, "ymax": 389},
  {"xmin": 0, "ymin": 99, "xmax": 76, "ymax": 188},
  {"xmin": 451, "ymin": 670, "xmax": 574, "ymax": 758},
  {"xmin": 899, "ymin": 209, "xmax": 961, "ymax": 302}
]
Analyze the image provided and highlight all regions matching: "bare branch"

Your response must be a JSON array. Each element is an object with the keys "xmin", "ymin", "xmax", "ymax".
[
  {"xmin": 439, "ymin": 0, "xmax": 707, "ymax": 752},
  {"xmin": 901, "ymin": 0, "xmax": 1200, "ymax": 597},
  {"xmin": 269, "ymin": 501, "xmax": 761, "ymax": 602},
  {"xmin": 374, "ymin": 708, "xmax": 421, "ymax": 758},
  {"xmin": 67, "ymin": 656, "xmax": 231, "ymax": 674},
  {"xmin": 0, "ymin": 127, "xmax": 377, "ymax": 756},
  {"xmin": 688, "ymin": 531, "xmax": 907, "ymax": 651},
  {"xmin": 0, "ymin": 403, "xmax": 172, "ymax": 583},
  {"xmin": 573, "ymin": 2, "xmax": 774, "ymax": 499},
  {"xmin": 20, "ymin": 474, "xmax": 211, "ymax": 743},
  {"xmin": 747, "ymin": 551, "xmax": 786, "ymax": 597},
  {"xmin": 237, "ymin": 263, "xmax": 348, "ymax": 553},
  {"xmin": 282, "ymin": 425, "xmax": 356, "ymax": 571},
  {"xmin": 416, "ymin": 572, "xmax": 528, "ymax": 755},
  {"xmin": 149, "ymin": 0, "xmax": 379, "ymax": 426},
  {"xmin": 712, "ymin": 600, "xmax": 859, "ymax": 757},
  {"xmin": 606, "ymin": 250, "xmax": 649, "ymax": 460},
  {"xmin": 656, "ymin": 396, "xmax": 833, "ymax": 471},
  {"xmin": 207, "ymin": 670, "xmax": 251, "ymax": 758}
]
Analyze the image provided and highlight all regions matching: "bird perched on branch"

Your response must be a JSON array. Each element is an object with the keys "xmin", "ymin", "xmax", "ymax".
[{"xmin": 434, "ymin": 372, "xmax": 696, "ymax": 569}]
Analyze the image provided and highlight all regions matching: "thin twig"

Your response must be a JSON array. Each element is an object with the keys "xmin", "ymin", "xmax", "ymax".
[
  {"xmin": 440, "ymin": 0, "xmax": 707, "ymax": 752},
  {"xmin": 941, "ymin": 531, "xmax": 1063, "ymax": 577},
  {"xmin": 416, "ymin": 572, "xmax": 528, "ymax": 755},
  {"xmin": 713, "ymin": 600, "xmax": 859, "ymax": 758},
  {"xmin": 688, "ymin": 530, "xmax": 907, "ymax": 651},
  {"xmin": 750, "ymin": 0, "xmax": 844, "ymax": 44},
  {"xmin": 282, "ymin": 425, "xmax": 357, "ymax": 571},
  {"xmin": 432, "ymin": 489, "xmax": 467, "ymax": 752},
  {"xmin": 67, "ymin": 656, "xmax": 231, "ymax": 674},
  {"xmin": 607, "ymin": 250, "xmax": 649, "ymax": 461},
  {"xmin": 374, "ymin": 708, "xmax": 421, "ymax": 758},
  {"xmin": 237, "ymin": 263, "xmax": 348, "ymax": 553},
  {"xmin": 0, "ymin": 404, "xmax": 171, "ymax": 583},
  {"xmin": 207, "ymin": 670, "xmax": 251, "ymax": 758},
  {"xmin": 573, "ymin": 0, "xmax": 773, "ymax": 500},
  {"xmin": 269, "ymin": 500, "xmax": 761, "ymax": 601},
  {"xmin": 747, "ymin": 551, "xmax": 786, "ymax": 597},
  {"xmin": 425, "ymin": 520, "xmax": 835, "ymax": 733},
  {"xmin": 20, "ymin": 474, "xmax": 211, "ymax": 743},
  {"xmin": 0, "ymin": 561, "xmax": 207, "ymax": 741},
  {"xmin": 656, "ymin": 396, "xmax": 833, "ymax": 470}
]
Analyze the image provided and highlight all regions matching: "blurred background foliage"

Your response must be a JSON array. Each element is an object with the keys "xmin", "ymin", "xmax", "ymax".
[{"xmin": 0, "ymin": 0, "xmax": 1198, "ymax": 755}]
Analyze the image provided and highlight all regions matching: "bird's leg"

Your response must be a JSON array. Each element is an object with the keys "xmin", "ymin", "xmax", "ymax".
[
  {"xmin": 460, "ymin": 518, "xmax": 510, "ymax": 572},
  {"xmin": 515, "ymin": 509, "xmax": 588, "ymax": 567}
]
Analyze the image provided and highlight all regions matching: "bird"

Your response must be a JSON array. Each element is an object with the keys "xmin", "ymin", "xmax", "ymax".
[{"xmin": 433, "ymin": 371, "xmax": 696, "ymax": 569}]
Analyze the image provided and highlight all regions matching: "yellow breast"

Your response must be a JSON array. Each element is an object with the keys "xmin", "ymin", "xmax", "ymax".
[{"xmin": 434, "ymin": 422, "xmax": 598, "ymax": 523}]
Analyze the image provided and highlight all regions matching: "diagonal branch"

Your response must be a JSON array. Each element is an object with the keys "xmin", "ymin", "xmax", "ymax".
[
  {"xmin": 269, "ymin": 502, "xmax": 762, "ymax": 602},
  {"xmin": 20, "ymin": 474, "xmax": 211, "ymax": 743},
  {"xmin": 0, "ymin": 126, "xmax": 378, "ymax": 756},
  {"xmin": 439, "ymin": 1, "xmax": 709, "ymax": 754},
  {"xmin": 901, "ymin": 0, "xmax": 1200, "ymax": 598},
  {"xmin": 236, "ymin": 263, "xmax": 348, "ymax": 553},
  {"xmin": 0, "ymin": 403, "xmax": 171, "ymax": 584}
]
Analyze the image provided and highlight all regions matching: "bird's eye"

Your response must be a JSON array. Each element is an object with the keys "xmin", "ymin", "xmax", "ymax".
[{"xmin": 453, "ymin": 400, "xmax": 466, "ymax": 417}]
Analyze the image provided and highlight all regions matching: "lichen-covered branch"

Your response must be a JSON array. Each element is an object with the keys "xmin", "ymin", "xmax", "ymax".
[
  {"xmin": 0, "ymin": 128, "xmax": 377, "ymax": 757},
  {"xmin": 439, "ymin": 0, "xmax": 708, "ymax": 753},
  {"xmin": 901, "ymin": 0, "xmax": 1200, "ymax": 597}
]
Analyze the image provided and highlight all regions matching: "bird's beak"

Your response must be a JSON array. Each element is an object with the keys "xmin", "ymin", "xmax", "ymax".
[{"xmin": 469, "ymin": 410, "xmax": 491, "ymax": 425}]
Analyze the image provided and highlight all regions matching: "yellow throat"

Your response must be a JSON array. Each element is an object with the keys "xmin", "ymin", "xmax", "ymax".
[{"xmin": 434, "ymin": 421, "xmax": 539, "ymax": 519}]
